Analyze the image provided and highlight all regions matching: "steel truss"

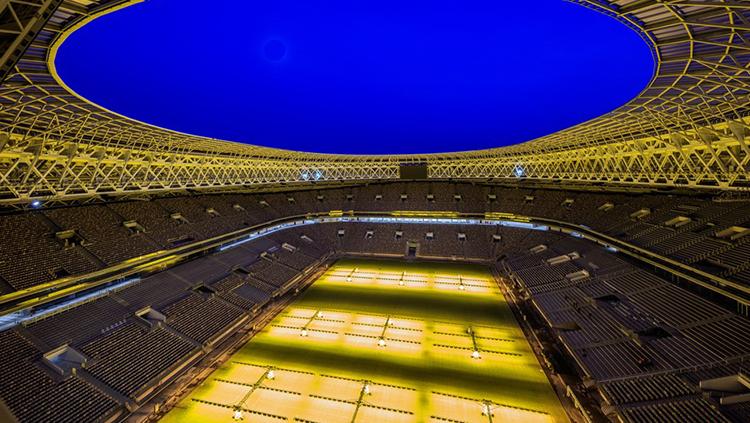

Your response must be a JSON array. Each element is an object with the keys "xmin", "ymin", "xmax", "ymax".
[
  {"xmin": 0, "ymin": 0, "xmax": 63, "ymax": 82},
  {"xmin": 0, "ymin": 0, "xmax": 749, "ymax": 204}
]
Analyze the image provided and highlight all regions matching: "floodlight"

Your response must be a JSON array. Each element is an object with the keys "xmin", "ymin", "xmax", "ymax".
[
  {"xmin": 346, "ymin": 277, "xmax": 352, "ymax": 282},
  {"xmin": 233, "ymin": 409, "xmax": 243, "ymax": 420},
  {"xmin": 459, "ymin": 284, "xmax": 465, "ymax": 290},
  {"xmin": 363, "ymin": 383, "xmax": 371, "ymax": 395},
  {"xmin": 267, "ymin": 370, "xmax": 275, "ymax": 380},
  {"xmin": 30, "ymin": 200, "xmax": 42, "ymax": 208},
  {"xmin": 300, "ymin": 329, "xmax": 308, "ymax": 337},
  {"xmin": 377, "ymin": 338, "xmax": 386, "ymax": 347},
  {"xmin": 481, "ymin": 403, "xmax": 491, "ymax": 415},
  {"xmin": 399, "ymin": 280, "xmax": 404, "ymax": 286},
  {"xmin": 472, "ymin": 350, "xmax": 481, "ymax": 359}
]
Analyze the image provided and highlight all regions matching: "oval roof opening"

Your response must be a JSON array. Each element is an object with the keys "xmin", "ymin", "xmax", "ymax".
[{"xmin": 55, "ymin": 0, "xmax": 654, "ymax": 155}]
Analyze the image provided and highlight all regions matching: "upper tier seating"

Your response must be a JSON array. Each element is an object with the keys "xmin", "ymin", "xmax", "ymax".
[
  {"xmin": 2, "ymin": 181, "xmax": 750, "ymax": 293},
  {"xmin": 0, "ymin": 212, "xmax": 98, "ymax": 290},
  {"xmin": 45, "ymin": 205, "xmax": 158, "ymax": 265}
]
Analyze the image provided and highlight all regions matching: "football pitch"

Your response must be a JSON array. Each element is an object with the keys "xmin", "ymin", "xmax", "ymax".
[{"xmin": 163, "ymin": 259, "xmax": 568, "ymax": 422}]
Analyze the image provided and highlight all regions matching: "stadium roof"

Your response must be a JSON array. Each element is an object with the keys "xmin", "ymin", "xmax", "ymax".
[{"xmin": 0, "ymin": 0, "xmax": 749, "ymax": 203}]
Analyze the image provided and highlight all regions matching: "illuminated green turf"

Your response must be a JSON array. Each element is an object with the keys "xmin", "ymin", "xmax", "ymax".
[{"xmin": 162, "ymin": 259, "xmax": 568, "ymax": 422}]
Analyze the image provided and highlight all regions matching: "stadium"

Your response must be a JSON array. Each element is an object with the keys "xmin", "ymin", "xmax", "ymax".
[{"xmin": 0, "ymin": 0, "xmax": 749, "ymax": 422}]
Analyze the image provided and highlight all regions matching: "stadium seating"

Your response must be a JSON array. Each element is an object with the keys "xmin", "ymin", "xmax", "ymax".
[
  {"xmin": 503, "ymin": 233, "xmax": 750, "ymax": 421},
  {"xmin": 0, "ymin": 213, "xmax": 99, "ymax": 291},
  {"xmin": 3, "ymin": 181, "xmax": 750, "ymax": 291},
  {"xmin": 84, "ymin": 326, "xmax": 196, "ymax": 399},
  {"xmin": 0, "ymin": 181, "xmax": 749, "ymax": 422},
  {"xmin": 160, "ymin": 294, "xmax": 245, "ymax": 345},
  {"xmin": 0, "ymin": 329, "xmax": 120, "ymax": 423}
]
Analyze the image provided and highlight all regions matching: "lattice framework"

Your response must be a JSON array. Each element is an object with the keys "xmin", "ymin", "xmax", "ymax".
[{"xmin": 0, "ymin": 0, "xmax": 749, "ymax": 204}]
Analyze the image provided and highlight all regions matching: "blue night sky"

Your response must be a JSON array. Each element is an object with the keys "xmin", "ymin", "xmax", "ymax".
[{"xmin": 55, "ymin": 0, "xmax": 654, "ymax": 155}]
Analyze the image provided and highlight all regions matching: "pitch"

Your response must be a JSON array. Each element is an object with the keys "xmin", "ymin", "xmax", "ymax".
[{"xmin": 162, "ymin": 259, "xmax": 568, "ymax": 422}]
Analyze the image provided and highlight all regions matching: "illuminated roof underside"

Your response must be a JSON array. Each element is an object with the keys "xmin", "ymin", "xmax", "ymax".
[{"xmin": 0, "ymin": 0, "xmax": 749, "ymax": 204}]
